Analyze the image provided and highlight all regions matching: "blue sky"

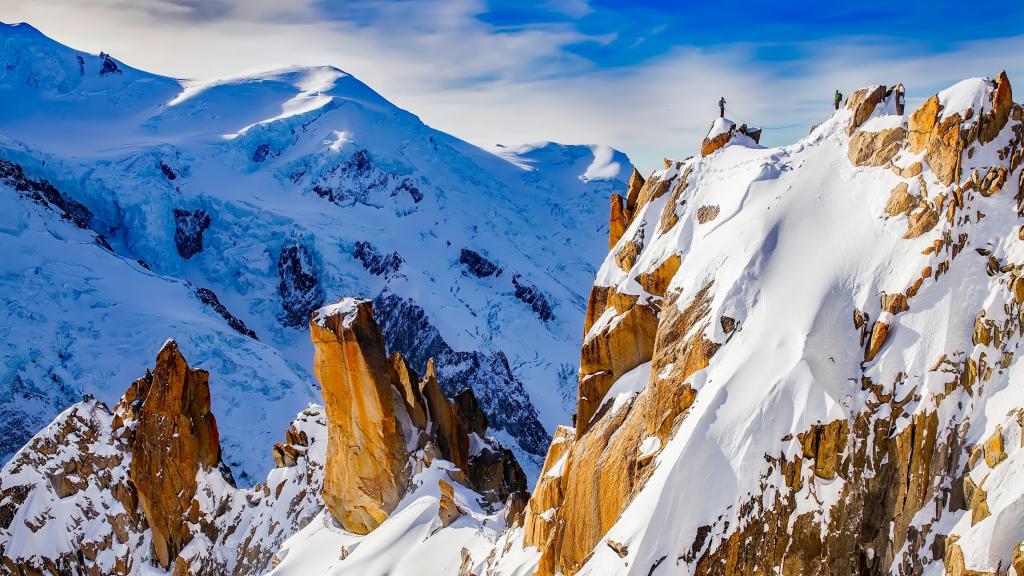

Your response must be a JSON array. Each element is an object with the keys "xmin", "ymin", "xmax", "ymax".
[{"xmin": 2, "ymin": 0, "xmax": 1022, "ymax": 173}]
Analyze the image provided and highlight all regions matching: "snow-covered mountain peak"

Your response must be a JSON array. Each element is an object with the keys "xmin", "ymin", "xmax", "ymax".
[
  {"xmin": 0, "ymin": 21, "xmax": 177, "ymax": 100},
  {"xmin": 0, "ymin": 24, "xmax": 632, "ymax": 488},
  {"xmin": 0, "ymin": 22, "xmax": 417, "ymax": 152},
  {"xmin": 0, "ymin": 21, "xmax": 155, "ymax": 82},
  {"xmin": 494, "ymin": 142, "xmax": 629, "ymax": 184}
]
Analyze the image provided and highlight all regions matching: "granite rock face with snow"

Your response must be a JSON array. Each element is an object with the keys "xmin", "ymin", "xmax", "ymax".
[
  {"xmin": 0, "ymin": 341, "xmax": 328, "ymax": 575},
  {"xmin": 490, "ymin": 72, "xmax": 1024, "ymax": 575},
  {"xmin": 310, "ymin": 297, "xmax": 525, "ymax": 535},
  {"xmin": 0, "ymin": 22, "xmax": 632, "ymax": 481}
]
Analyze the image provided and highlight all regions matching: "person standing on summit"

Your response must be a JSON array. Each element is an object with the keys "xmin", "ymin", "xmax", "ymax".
[
  {"xmin": 719, "ymin": 96, "xmax": 726, "ymax": 118},
  {"xmin": 834, "ymin": 90, "xmax": 843, "ymax": 110}
]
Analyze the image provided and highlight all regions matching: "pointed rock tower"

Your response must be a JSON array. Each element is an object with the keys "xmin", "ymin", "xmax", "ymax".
[
  {"xmin": 310, "ymin": 299, "xmax": 411, "ymax": 534},
  {"xmin": 310, "ymin": 298, "xmax": 528, "ymax": 534},
  {"xmin": 122, "ymin": 340, "xmax": 221, "ymax": 570}
]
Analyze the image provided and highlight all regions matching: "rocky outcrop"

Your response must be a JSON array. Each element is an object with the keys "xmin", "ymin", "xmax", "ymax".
[
  {"xmin": 278, "ymin": 243, "xmax": 324, "ymax": 327},
  {"xmin": 695, "ymin": 204, "xmax": 720, "ymax": 223},
  {"xmin": 251, "ymin": 143, "xmax": 272, "ymax": 163},
  {"xmin": 884, "ymin": 182, "xmax": 915, "ymax": 216},
  {"xmin": 459, "ymin": 248, "xmax": 502, "ymax": 278},
  {"xmin": 701, "ymin": 120, "xmax": 762, "ymax": 156},
  {"xmin": 635, "ymin": 254, "xmax": 681, "ymax": 298},
  {"xmin": 159, "ymin": 161, "xmax": 178, "ymax": 181},
  {"xmin": 437, "ymin": 479, "xmax": 464, "ymax": 528},
  {"xmin": 522, "ymin": 425, "xmax": 575, "ymax": 543},
  {"xmin": 848, "ymin": 127, "xmax": 906, "ymax": 167},
  {"xmin": 0, "ymin": 159, "xmax": 92, "ymax": 229},
  {"xmin": 0, "ymin": 343, "xmax": 328, "ymax": 576},
  {"xmin": 311, "ymin": 149, "xmax": 423, "ymax": 207},
  {"xmin": 353, "ymin": 240, "xmax": 403, "ymax": 277},
  {"xmin": 121, "ymin": 341, "xmax": 221, "ymax": 569},
  {"xmin": 173, "ymin": 208, "xmax": 211, "ymax": 259},
  {"xmin": 908, "ymin": 96, "xmax": 963, "ymax": 185},
  {"xmin": 577, "ymin": 291, "xmax": 658, "ymax": 432},
  {"xmin": 609, "ymin": 193, "xmax": 628, "ymax": 248},
  {"xmin": 905, "ymin": 76, "xmax": 1011, "ymax": 186},
  {"xmin": 310, "ymin": 298, "xmax": 528, "ymax": 533},
  {"xmin": 624, "ymin": 168, "xmax": 645, "ymax": 219},
  {"xmin": 512, "ymin": 274, "xmax": 555, "ymax": 322},
  {"xmin": 844, "ymin": 84, "xmax": 914, "ymax": 168},
  {"xmin": 701, "ymin": 130, "xmax": 732, "ymax": 157},
  {"xmin": 194, "ymin": 286, "xmax": 258, "ymax": 339},
  {"xmin": 420, "ymin": 360, "xmax": 472, "ymax": 471},
  {"xmin": 466, "ymin": 440, "xmax": 528, "ymax": 506},
  {"xmin": 310, "ymin": 298, "xmax": 411, "ymax": 534},
  {"xmin": 846, "ymin": 85, "xmax": 888, "ymax": 134},
  {"xmin": 372, "ymin": 292, "xmax": 550, "ymax": 460},
  {"xmin": 980, "ymin": 71, "xmax": 1013, "ymax": 145},
  {"xmin": 99, "ymin": 53, "xmax": 121, "ymax": 76}
]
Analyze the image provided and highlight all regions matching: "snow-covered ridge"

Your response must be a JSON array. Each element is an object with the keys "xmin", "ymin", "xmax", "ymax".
[
  {"xmin": 0, "ymin": 21, "xmax": 633, "ymax": 481},
  {"xmin": 488, "ymin": 72, "xmax": 1024, "ymax": 575}
]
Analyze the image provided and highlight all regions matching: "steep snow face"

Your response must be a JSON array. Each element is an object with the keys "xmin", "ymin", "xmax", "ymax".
[
  {"xmin": 0, "ymin": 23, "xmax": 631, "ymax": 481},
  {"xmin": 580, "ymin": 105, "xmax": 920, "ymax": 574},
  {"xmin": 488, "ymin": 75, "xmax": 1024, "ymax": 575}
]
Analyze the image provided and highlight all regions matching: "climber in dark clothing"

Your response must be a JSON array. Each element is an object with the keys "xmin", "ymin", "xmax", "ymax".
[
  {"xmin": 834, "ymin": 90, "xmax": 843, "ymax": 111},
  {"xmin": 719, "ymin": 97, "xmax": 726, "ymax": 118}
]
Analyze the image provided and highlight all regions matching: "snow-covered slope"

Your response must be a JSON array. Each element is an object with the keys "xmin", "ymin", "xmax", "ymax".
[
  {"xmin": 486, "ymin": 75, "xmax": 1024, "ymax": 575},
  {"xmin": 0, "ymin": 22, "xmax": 632, "ymax": 481}
]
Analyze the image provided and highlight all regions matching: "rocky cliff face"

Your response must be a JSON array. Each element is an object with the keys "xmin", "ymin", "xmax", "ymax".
[
  {"xmin": 121, "ymin": 341, "xmax": 222, "ymax": 569},
  {"xmin": 0, "ymin": 340, "xmax": 328, "ymax": 575},
  {"xmin": 489, "ymin": 72, "xmax": 1024, "ymax": 576},
  {"xmin": 311, "ymin": 298, "xmax": 411, "ymax": 533},
  {"xmin": 372, "ymin": 292, "xmax": 550, "ymax": 462},
  {"xmin": 311, "ymin": 298, "xmax": 527, "ymax": 534}
]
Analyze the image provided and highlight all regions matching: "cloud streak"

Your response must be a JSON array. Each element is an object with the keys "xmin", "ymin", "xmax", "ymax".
[{"xmin": 1, "ymin": 0, "xmax": 1022, "ymax": 174}]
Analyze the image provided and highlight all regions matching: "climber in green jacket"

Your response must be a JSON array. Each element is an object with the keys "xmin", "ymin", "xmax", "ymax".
[{"xmin": 834, "ymin": 90, "xmax": 843, "ymax": 111}]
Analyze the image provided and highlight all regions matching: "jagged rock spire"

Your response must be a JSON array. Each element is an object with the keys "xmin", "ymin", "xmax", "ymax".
[
  {"xmin": 123, "ymin": 339, "xmax": 221, "ymax": 570},
  {"xmin": 310, "ymin": 298, "xmax": 411, "ymax": 534},
  {"xmin": 310, "ymin": 298, "xmax": 528, "ymax": 534}
]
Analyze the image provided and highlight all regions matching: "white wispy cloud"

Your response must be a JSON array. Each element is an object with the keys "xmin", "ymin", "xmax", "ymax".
[{"xmin": 2, "ymin": 0, "xmax": 1021, "ymax": 174}]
